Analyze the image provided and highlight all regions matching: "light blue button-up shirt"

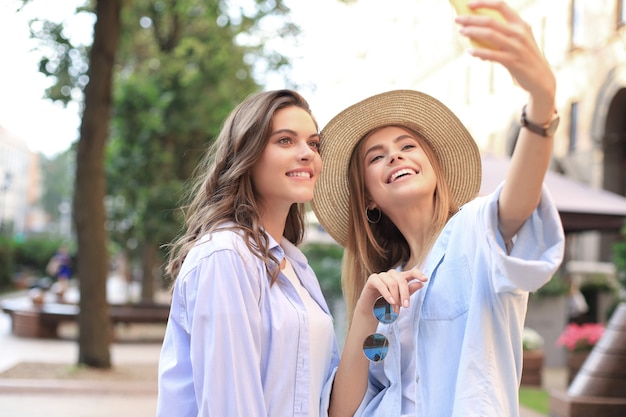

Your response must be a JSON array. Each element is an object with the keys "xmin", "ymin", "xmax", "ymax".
[
  {"xmin": 157, "ymin": 226, "xmax": 340, "ymax": 417},
  {"xmin": 356, "ymin": 184, "xmax": 565, "ymax": 417}
]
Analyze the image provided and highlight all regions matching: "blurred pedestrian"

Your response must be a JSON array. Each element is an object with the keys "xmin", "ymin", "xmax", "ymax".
[{"xmin": 46, "ymin": 245, "xmax": 72, "ymax": 301}]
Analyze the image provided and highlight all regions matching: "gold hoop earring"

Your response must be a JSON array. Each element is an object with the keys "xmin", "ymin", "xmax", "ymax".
[{"xmin": 366, "ymin": 207, "xmax": 381, "ymax": 224}]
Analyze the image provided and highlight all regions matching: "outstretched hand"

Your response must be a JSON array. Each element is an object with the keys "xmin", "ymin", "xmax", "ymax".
[
  {"xmin": 454, "ymin": 0, "xmax": 555, "ymax": 102},
  {"xmin": 454, "ymin": 0, "xmax": 558, "ymax": 243}
]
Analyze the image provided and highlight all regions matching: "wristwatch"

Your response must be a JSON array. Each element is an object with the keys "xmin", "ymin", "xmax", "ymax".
[{"xmin": 520, "ymin": 105, "xmax": 560, "ymax": 137}]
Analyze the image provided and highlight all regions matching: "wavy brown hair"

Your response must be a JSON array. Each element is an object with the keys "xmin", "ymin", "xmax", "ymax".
[
  {"xmin": 342, "ymin": 126, "xmax": 458, "ymax": 322},
  {"xmin": 165, "ymin": 90, "xmax": 317, "ymax": 285}
]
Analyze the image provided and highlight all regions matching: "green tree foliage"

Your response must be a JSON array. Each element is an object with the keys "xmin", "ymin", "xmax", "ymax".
[
  {"xmin": 612, "ymin": 223, "xmax": 626, "ymax": 298},
  {"xmin": 23, "ymin": 0, "xmax": 302, "ymax": 368},
  {"xmin": 0, "ymin": 236, "xmax": 15, "ymax": 291},
  {"xmin": 28, "ymin": 0, "xmax": 303, "ymax": 298},
  {"xmin": 105, "ymin": 0, "xmax": 299, "ymax": 297},
  {"xmin": 31, "ymin": 15, "xmax": 91, "ymax": 106},
  {"xmin": 302, "ymin": 242, "xmax": 344, "ymax": 301}
]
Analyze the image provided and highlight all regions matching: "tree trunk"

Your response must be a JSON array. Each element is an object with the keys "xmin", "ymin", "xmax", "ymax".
[
  {"xmin": 74, "ymin": 0, "xmax": 122, "ymax": 368},
  {"xmin": 140, "ymin": 243, "xmax": 156, "ymax": 303}
]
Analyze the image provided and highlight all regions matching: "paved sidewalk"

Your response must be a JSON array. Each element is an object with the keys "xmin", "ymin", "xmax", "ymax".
[
  {"xmin": 0, "ymin": 280, "xmax": 164, "ymax": 417},
  {"xmin": 0, "ymin": 319, "xmax": 162, "ymax": 417}
]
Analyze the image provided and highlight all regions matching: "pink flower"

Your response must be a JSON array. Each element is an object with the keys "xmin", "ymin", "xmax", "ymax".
[{"xmin": 556, "ymin": 323, "xmax": 605, "ymax": 352}]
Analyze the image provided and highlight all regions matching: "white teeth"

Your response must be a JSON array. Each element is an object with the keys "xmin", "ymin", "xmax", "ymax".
[
  {"xmin": 288, "ymin": 171, "xmax": 311, "ymax": 178},
  {"xmin": 388, "ymin": 168, "xmax": 415, "ymax": 183}
]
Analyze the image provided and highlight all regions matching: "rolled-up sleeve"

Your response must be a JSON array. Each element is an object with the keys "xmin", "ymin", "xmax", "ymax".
[{"xmin": 478, "ymin": 183, "xmax": 566, "ymax": 293}]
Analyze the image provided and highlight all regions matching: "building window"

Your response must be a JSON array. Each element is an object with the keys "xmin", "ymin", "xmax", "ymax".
[
  {"xmin": 569, "ymin": 102, "xmax": 579, "ymax": 153},
  {"xmin": 570, "ymin": 0, "xmax": 584, "ymax": 49}
]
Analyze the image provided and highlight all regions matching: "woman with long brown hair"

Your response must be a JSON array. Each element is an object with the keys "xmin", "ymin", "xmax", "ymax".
[{"xmin": 157, "ymin": 89, "xmax": 339, "ymax": 417}]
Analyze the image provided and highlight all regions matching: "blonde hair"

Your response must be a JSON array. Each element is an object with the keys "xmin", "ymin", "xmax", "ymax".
[
  {"xmin": 342, "ymin": 126, "xmax": 458, "ymax": 323},
  {"xmin": 165, "ymin": 90, "xmax": 317, "ymax": 286}
]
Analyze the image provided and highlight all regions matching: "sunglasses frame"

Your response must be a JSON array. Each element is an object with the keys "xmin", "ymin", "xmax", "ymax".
[{"xmin": 362, "ymin": 296, "xmax": 399, "ymax": 362}]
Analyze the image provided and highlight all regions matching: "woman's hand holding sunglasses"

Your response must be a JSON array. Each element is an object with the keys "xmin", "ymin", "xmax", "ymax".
[
  {"xmin": 358, "ymin": 268, "xmax": 428, "ymax": 362},
  {"xmin": 358, "ymin": 267, "xmax": 428, "ymax": 317}
]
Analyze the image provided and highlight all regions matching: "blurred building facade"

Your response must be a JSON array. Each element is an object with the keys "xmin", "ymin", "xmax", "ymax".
[{"xmin": 0, "ymin": 125, "xmax": 46, "ymax": 238}]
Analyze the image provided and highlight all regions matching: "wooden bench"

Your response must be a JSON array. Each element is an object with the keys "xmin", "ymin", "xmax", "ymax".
[{"xmin": 1, "ymin": 298, "xmax": 170, "ymax": 339}]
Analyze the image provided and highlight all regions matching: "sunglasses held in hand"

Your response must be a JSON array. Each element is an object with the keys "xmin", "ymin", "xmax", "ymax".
[{"xmin": 362, "ymin": 297, "xmax": 399, "ymax": 362}]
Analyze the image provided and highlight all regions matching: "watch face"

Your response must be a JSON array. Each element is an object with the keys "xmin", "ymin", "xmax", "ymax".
[{"xmin": 546, "ymin": 116, "xmax": 560, "ymax": 137}]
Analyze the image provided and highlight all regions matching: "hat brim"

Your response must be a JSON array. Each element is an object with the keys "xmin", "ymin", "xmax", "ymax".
[{"xmin": 312, "ymin": 90, "xmax": 482, "ymax": 247}]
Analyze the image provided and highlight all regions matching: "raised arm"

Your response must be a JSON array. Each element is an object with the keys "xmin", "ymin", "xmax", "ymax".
[{"xmin": 455, "ymin": 0, "xmax": 558, "ymax": 243}]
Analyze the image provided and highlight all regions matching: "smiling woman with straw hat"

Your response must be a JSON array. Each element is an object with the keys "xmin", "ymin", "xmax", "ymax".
[{"xmin": 312, "ymin": 1, "xmax": 565, "ymax": 416}]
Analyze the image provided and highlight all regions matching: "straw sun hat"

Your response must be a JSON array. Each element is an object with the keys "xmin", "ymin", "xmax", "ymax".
[{"xmin": 312, "ymin": 89, "xmax": 482, "ymax": 247}]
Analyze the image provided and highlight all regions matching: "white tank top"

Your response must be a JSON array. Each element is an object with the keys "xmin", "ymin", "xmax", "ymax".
[{"xmin": 282, "ymin": 259, "xmax": 334, "ymax": 417}]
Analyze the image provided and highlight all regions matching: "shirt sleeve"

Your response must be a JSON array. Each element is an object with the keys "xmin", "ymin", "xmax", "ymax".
[
  {"xmin": 158, "ymin": 244, "xmax": 269, "ymax": 417},
  {"xmin": 477, "ymin": 182, "xmax": 566, "ymax": 293},
  {"xmin": 189, "ymin": 248, "xmax": 268, "ymax": 416},
  {"xmin": 320, "ymin": 366, "xmax": 339, "ymax": 417}
]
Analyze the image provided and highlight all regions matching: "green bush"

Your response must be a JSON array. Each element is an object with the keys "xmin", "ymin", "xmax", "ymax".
[
  {"xmin": 14, "ymin": 236, "xmax": 67, "ymax": 275},
  {"xmin": 301, "ymin": 242, "xmax": 344, "ymax": 301},
  {"xmin": 0, "ymin": 235, "xmax": 74, "ymax": 291},
  {"xmin": 612, "ymin": 232, "xmax": 626, "ymax": 298},
  {"xmin": 580, "ymin": 273, "xmax": 619, "ymax": 294},
  {"xmin": 530, "ymin": 275, "xmax": 569, "ymax": 299},
  {"xmin": 0, "ymin": 236, "xmax": 15, "ymax": 290}
]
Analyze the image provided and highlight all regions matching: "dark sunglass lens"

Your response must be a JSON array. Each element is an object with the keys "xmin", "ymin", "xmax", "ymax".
[
  {"xmin": 373, "ymin": 297, "xmax": 398, "ymax": 324},
  {"xmin": 363, "ymin": 333, "xmax": 389, "ymax": 362}
]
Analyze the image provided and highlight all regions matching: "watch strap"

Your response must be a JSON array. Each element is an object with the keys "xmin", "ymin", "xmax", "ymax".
[{"xmin": 520, "ymin": 105, "xmax": 559, "ymax": 137}]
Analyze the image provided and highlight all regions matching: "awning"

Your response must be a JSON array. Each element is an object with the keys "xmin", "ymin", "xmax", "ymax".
[{"xmin": 480, "ymin": 155, "xmax": 626, "ymax": 233}]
